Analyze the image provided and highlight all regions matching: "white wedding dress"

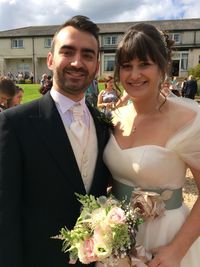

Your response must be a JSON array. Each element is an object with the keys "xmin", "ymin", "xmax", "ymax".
[{"xmin": 102, "ymin": 97, "xmax": 200, "ymax": 267}]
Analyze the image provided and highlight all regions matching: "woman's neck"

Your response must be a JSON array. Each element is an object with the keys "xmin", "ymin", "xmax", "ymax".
[{"xmin": 132, "ymin": 95, "xmax": 165, "ymax": 115}]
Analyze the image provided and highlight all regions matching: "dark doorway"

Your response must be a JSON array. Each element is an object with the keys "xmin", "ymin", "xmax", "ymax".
[{"xmin": 171, "ymin": 60, "xmax": 179, "ymax": 76}]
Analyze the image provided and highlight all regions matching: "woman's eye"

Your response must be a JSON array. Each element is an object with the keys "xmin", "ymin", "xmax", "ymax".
[{"xmin": 121, "ymin": 64, "xmax": 132, "ymax": 70}]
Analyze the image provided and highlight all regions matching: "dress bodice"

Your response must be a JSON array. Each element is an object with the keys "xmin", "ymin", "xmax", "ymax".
[
  {"xmin": 104, "ymin": 135, "xmax": 186, "ymax": 189},
  {"xmin": 103, "ymin": 97, "xmax": 200, "ymax": 190}
]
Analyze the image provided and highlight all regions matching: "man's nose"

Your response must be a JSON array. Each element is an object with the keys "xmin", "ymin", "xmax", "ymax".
[{"xmin": 70, "ymin": 54, "xmax": 83, "ymax": 68}]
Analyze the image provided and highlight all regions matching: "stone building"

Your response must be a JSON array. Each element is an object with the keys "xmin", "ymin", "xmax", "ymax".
[{"xmin": 0, "ymin": 18, "xmax": 200, "ymax": 82}]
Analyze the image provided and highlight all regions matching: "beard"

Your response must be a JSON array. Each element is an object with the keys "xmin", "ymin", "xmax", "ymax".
[{"xmin": 53, "ymin": 66, "xmax": 97, "ymax": 96}]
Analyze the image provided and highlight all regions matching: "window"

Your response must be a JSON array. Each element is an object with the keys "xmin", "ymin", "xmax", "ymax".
[
  {"xmin": 17, "ymin": 63, "xmax": 30, "ymax": 76},
  {"xmin": 169, "ymin": 33, "xmax": 181, "ymax": 44},
  {"xmin": 11, "ymin": 39, "xmax": 24, "ymax": 48},
  {"xmin": 180, "ymin": 53, "xmax": 188, "ymax": 70},
  {"xmin": 104, "ymin": 55, "xmax": 115, "ymax": 71},
  {"xmin": 44, "ymin": 38, "xmax": 52, "ymax": 48},
  {"xmin": 103, "ymin": 36, "xmax": 118, "ymax": 46}
]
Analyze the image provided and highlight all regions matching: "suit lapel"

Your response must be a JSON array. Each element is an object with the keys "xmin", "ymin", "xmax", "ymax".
[
  {"xmin": 31, "ymin": 92, "xmax": 86, "ymax": 194},
  {"xmin": 87, "ymin": 104, "xmax": 106, "ymax": 155},
  {"xmin": 87, "ymin": 104, "xmax": 108, "ymax": 189}
]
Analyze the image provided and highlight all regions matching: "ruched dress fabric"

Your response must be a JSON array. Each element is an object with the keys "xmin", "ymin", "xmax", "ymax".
[{"xmin": 102, "ymin": 97, "xmax": 200, "ymax": 267}]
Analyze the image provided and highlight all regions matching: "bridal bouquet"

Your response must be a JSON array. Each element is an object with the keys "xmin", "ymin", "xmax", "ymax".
[{"xmin": 55, "ymin": 193, "xmax": 148, "ymax": 266}]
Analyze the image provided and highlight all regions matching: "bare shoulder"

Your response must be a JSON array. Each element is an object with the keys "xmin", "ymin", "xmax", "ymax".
[
  {"xmin": 112, "ymin": 105, "xmax": 133, "ymax": 127},
  {"xmin": 167, "ymin": 98, "xmax": 197, "ymax": 129}
]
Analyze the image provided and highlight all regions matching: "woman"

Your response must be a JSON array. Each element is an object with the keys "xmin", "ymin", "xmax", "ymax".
[
  {"xmin": 97, "ymin": 75, "xmax": 120, "ymax": 114},
  {"xmin": 103, "ymin": 23, "xmax": 200, "ymax": 267}
]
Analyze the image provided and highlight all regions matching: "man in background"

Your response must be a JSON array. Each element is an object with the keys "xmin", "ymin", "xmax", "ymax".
[{"xmin": 185, "ymin": 75, "xmax": 198, "ymax": 99}]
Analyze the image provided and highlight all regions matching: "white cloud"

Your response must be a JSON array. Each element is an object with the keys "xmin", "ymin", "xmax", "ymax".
[{"xmin": 0, "ymin": 0, "xmax": 199, "ymax": 31}]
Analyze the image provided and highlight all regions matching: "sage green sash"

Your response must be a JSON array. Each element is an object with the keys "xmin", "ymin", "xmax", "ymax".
[{"xmin": 112, "ymin": 180, "xmax": 183, "ymax": 210}]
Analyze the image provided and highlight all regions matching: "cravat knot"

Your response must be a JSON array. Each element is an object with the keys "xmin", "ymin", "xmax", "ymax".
[
  {"xmin": 70, "ymin": 103, "xmax": 88, "ymax": 151},
  {"xmin": 71, "ymin": 104, "xmax": 84, "ymax": 123}
]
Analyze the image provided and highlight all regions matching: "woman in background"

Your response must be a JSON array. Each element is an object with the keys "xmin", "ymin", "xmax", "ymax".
[{"xmin": 97, "ymin": 75, "xmax": 120, "ymax": 115}]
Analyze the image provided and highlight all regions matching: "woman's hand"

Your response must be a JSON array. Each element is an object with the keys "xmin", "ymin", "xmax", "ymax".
[{"xmin": 148, "ymin": 245, "xmax": 181, "ymax": 267}]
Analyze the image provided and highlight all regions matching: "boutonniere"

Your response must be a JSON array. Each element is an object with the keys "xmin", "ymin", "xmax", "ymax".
[{"xmin": 96, "ymin": 109, "xmax": 114, "ymax": 130}]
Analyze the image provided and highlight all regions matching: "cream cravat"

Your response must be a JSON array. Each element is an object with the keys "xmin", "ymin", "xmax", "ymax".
[{"xmin": 70, "ymin": 103, "xmax": 88, "ymax": 152}]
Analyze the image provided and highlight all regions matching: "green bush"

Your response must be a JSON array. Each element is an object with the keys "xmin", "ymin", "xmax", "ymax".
[{"xmin": 189, "ymin": 64, "xmax": 200, "ymax": 79}]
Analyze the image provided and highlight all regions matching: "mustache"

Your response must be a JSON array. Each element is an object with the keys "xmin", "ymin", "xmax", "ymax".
[{"xmin": 63, "ymin": 67, "xmax": 88, "ymax": 75}]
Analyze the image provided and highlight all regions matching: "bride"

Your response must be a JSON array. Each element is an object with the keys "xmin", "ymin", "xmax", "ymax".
[{"xmin": 101, "ymin": 23, "xmax": 200, "ymax": 267}]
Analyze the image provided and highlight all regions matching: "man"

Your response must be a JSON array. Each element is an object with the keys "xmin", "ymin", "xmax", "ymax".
[
  {"xmin": 0, "ymin": 15, "xmax": 111, "ymax": 267},
  {"xmin": 0, "ymin": 76, "xmax": 16, "ymax": 111},
  {"xmin": 184, "ymin": 74, "xmax": 198, "ymax": 99}
]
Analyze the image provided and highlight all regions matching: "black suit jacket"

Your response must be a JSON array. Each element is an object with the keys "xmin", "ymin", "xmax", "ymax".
[
  {"xmin": 0, "ymin": 92, "xmax": 111, "ymax": 267},
  {"xmin": 185, "ymin": 79, "xmax": 198, "ymax": 99}
]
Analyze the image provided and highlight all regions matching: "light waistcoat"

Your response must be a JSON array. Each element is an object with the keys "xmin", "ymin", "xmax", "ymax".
[
  {"xmin": 65, "ymin": 114, "xmax": 98, "ymax": 192},
  {"xmin": 50, "ymin": 88, "xmax": 97, "ymax": 192}
]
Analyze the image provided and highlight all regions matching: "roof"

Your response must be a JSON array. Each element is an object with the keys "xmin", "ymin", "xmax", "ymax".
[{"xmin": 0, "ymin": 18, "xmax": 199, "ymax": 38}]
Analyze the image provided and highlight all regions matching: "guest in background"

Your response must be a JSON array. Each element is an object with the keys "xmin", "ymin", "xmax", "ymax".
[
  {"xmin": 181, "ymin": 77, "xmax": 187, "ymax": 97},
  {"xmin": 7, "ymin": 86, "xmax": 24, "ymax": 108},
  {"xmin": 170, "ymin": 76, "xmax": 181, "ymax": 96},
  {"xmin": 184, "ymin": 75, "xmax": 198, "ymax": 99},
  {"xmin": 40, "ymin": 73, "xmax": 48, "ymax": 86},
  {"xmin": 85, "ymin": 78, "xmax": 99, "ymax": 107},
  {"xmin": 0, "ymin": 76, "xmax": 16, "ymax": 111},
  {"xmin": 97, "ymin": 75, "xmax": 120, "ymax": 114},
  {"xmin": 39, "ymin": 75, "xmax": 53, "ymax": 95}
]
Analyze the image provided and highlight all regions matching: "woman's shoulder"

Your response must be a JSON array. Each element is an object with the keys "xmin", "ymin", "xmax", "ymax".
[
  {"xmin": 111, "ymin": 104, "xmax": 133, "ymax": 126},
  {"xmin": 167, "ymin": 97, "xmax": 200, "ymax": 133}
]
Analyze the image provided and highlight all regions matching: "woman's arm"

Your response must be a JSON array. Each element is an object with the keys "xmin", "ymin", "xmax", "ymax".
[{"xmin": 148, "ymin": 167, "xmax": 200, "ymax": 267}]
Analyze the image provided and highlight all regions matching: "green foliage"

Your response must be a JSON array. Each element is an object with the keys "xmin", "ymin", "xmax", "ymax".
[
  {"xmin": 111, "ymin": 224, "xmax": 131, "ymax": 250},
  {"xmin": 189, "ymin": 64, "xmax": 200, "ymax": 79}
]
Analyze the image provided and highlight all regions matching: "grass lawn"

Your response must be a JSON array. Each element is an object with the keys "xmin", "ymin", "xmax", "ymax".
[
  {"xmin": 17, "ymin": 84, "xmax": 41, "ymax": 104},
  {"xmin": 18, "ymin": 83, "xmax": 107, "ymax": 104}
]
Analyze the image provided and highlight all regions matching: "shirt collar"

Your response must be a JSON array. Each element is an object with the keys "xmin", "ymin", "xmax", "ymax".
[{"xmin": 50, "ymin": 87, "xmax": 87, "ymax": 114}]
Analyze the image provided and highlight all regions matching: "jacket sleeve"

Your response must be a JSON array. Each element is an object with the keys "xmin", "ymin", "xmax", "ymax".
[{"xmin": 0, "ymin": 112, "xmax": 23, "ymax": 267}]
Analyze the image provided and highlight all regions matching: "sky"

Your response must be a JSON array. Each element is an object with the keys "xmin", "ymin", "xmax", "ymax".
[{"xmin": 0, "ymin": 0, "xmax": 199, "ymax": 31}]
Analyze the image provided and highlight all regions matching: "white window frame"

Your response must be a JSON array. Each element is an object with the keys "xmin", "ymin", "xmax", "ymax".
[
  {"xmin": 103, "ymin": 54, "xmax": 115, "ymax": 72},
  {"xmin": 169, "ymin": 33, "xmax": 181, "ymax": 44},
  {"xmin": 180, "ymin": 52, "xmax": 188, "ymax": 70},
  {"xmin": 103, "ymin": 35, "xmax": 118, "ymax": 46},
  {"xmin": 44, "ymin": 37, "xmax": 52, "ymax": 48},
  {"xmin": 11, "ymin": 38, "xmax": 24, "ymax": 48}
]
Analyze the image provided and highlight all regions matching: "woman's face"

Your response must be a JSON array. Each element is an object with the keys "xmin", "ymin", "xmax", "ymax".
[
  {"xmin": 119, "ymin": 57, "xmax": 162, "ymax": 100},
  {"xmin": 106, "ymin": 78, "xmax": 114, "ymax": 90}
]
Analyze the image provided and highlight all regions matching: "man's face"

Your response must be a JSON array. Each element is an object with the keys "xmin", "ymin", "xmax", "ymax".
[
  {"xmin": 0, "ymin": 92, "xmax": 10, "ymax": 107},
  {"xmin": 11, "ymin": 91, "xmax": 24, "ymax": 106},
  {"xmin": 47, "ymin": 26, "xmax": 99, "ymax": 101}
]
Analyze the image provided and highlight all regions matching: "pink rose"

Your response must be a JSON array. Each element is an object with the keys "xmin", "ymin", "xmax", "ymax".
[
  {"xmin": 78, "ymin": 238, "xmax": 98, "ymax": 264},
  {"xmin": 106, "ymin": 207, "xmax": 126, "ymax": 224}
]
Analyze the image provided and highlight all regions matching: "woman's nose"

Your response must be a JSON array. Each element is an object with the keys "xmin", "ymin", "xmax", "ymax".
[{"xmin": 130, "ymin": 67, "xmax": 142, "ymax": 79}]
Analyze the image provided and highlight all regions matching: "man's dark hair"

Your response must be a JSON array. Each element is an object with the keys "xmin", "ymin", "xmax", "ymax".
[
  {"xmin": 0, "ymin": 76, "xmax": 16, "ymax": 97},
  {"xmin": 51, "ymin": 15, "xmax": 100, "ymax": 53}
]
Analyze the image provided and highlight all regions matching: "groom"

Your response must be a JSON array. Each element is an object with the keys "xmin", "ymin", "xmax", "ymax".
[{"xmin": 0, "ymin": 15, "xmax": 111, "ymax": 267}]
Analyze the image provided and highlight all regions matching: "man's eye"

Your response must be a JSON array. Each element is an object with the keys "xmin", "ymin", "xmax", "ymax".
[
  {"xmin": 83, "ymin": 53, "xmax": 94, "ymax": 60},
  {"xmin": 61, "ymin": 50, "xmax": 73, "ymax": 56}
]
